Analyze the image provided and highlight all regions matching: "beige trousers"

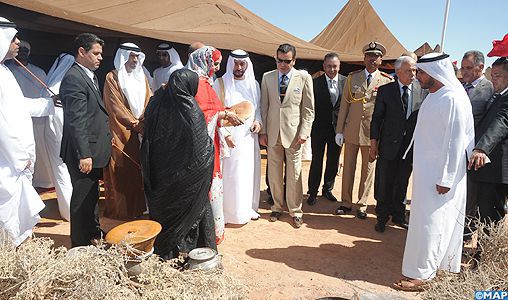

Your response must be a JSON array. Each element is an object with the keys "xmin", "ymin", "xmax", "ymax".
[
  {"xmin": 341, "ymin": 143, "xmax": 375, "ymax": 212},
  {"xmin": 267, "ymin": 135, "xmax": 303, "ymax": 218}
]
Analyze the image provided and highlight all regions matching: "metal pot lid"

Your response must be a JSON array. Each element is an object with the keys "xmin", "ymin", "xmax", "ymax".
[{"xmin": 188, "ymin": 247, "xmax": 217, "ymax": 261}]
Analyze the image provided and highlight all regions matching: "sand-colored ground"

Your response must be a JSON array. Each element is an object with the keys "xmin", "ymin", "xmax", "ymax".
[{"xmin": 34, "ymin": 151, "xmax": 419, "ymax": 299}]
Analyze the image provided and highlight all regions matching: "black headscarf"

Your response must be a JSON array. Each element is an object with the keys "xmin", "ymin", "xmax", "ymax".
[{"xmin": 141, "ymin": 69, "xmax": 215, "ymax": 257}]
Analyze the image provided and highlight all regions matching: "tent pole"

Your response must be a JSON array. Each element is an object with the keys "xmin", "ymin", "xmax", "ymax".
[{"xmin": 440, "ymin": 0, "xmax": 451, "ymax": 52}]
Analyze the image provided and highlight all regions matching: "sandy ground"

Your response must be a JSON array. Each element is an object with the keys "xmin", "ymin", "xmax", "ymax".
[{"xmin": 34, "ymin": 150, "xmax": 419, "ymax": 299}]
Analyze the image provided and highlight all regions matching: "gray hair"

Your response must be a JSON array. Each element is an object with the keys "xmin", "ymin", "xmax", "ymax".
[
  {"xmin": 463, "ymin": 50, "xmax": 485, "ymax": 66},
  {"xmin": 394, "ymin": 56, "xmax": 416, "ymax": 70}
]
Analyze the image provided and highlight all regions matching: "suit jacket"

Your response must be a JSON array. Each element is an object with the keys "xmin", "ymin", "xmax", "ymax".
[
  {"xmin": 470, "ymin": 92, "xmax": 508, "ymax": 184},
  {"xmin": 60, "ymin": 63, "xmax": 112, "ymax": 168},
  {"xmin": 336, "ymin": 69, "xmax": 393, "ymax": 146},
  {"xmin": 370, "ymin": 80, "xmax": 427, "ymax": 160},
  {"xmin": 311, "ymin": 73, "xmax": 346, "ymax": 136},
  {"xmin": 468, "ymin": 76, "xmax": 494, "ymax": 126},
  {"xmin": 260, "ymin": 69, "xmax": 314, "ymax": 148}
]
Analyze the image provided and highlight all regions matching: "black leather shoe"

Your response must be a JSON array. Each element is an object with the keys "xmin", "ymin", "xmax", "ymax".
[
  {"xmin": 392, "ymin": 220, "xmax": 409, "ymax": 229},
  {"xmin": 356, "ymin": 210, "xmax": 367, "ymax": 220},
  {"xmin": 269, "ymin": 211, "xmax": 282, "ymax": 222},
  {"xmin": 266, "ymin": 195, "xmax": 274, "ymax": 205},
  {"xmin": 374, "ymin": 222, "xmax": 386, "ymax": 233},
  {"xmin": 334, "ymin": 205, "xmax": 352, "ymax": 215},
  {"xmin": 323, "ymin": 190, "xmax": 338, "ymax": 202},
  {"xmin": 307, "ymin": 194, "xmax": 317, "ymax": 206}
]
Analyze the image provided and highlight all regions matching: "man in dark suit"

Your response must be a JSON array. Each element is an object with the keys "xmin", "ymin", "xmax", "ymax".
[
  {"xmin": 60, "ymin": 33, "xmax": 111, "ymax": 247},
  {"xmin": 370, "ymin": 56, "xmax": 426, "ymax": 232},
  {"xmin": 460, "ymin": 50, "xmax": 494, "ymax": 239},
  {"xmin": 468, "ymin": 57, "xmax": 508, "ymax": 226},
  {"xmin": 307, "ymin": 52, "xmax": 345, "ymax": 205}
]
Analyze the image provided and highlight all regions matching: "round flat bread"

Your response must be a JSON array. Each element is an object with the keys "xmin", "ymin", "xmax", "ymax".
[{"xmin": 223, "ymin": 100, "xmax": 254, "ymax": 127}]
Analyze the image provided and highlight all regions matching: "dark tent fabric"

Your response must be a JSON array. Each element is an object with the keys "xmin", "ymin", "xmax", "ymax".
[{"xmin": 311, "ymin": 0, "xmax": 409, "ymax": 62}]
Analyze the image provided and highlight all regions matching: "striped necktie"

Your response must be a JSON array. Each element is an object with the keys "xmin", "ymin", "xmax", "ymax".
[{"xmin": 280, "ymin": 74, "xmax": 288, "ymax": 102}]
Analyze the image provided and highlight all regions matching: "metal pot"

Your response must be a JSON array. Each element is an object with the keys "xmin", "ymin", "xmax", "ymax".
[{"xmin": 186, "ymin": 247, "xmax": 222, "ymax": 271}]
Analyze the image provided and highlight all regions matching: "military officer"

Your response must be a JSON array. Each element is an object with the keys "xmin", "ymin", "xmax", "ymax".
[{"xmin": 334, "ymin": 41, "xmax": 393, "ymax": 219}]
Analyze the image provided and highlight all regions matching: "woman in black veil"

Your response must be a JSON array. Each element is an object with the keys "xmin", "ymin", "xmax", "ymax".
[{"xmin": 141, "ymin": 68, "xmax": 216, "ymax": 258}]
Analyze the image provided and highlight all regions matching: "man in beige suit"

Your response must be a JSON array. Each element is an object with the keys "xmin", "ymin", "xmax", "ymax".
[
  {"xmin": 259, "ymin": 43, "xmax": 314, "ymax": 228},
  {"xmin": 334, "ymin": 42, "xmax": 393, "ymax": 219}
]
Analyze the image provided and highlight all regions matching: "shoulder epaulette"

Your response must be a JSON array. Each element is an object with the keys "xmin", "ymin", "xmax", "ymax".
[
  {"xmin": 349, "ymin": 69, "xmax": 362, "ymax": 75},
  {"xmin": 380, "ymin": 72, "xmax": 393, "ymax": 79}
]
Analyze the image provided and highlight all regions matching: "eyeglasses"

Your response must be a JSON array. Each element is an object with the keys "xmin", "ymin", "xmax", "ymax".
[
  {"xmin": 213, "ymin": 61, "xmax": 221, "ymax": 67},
  {"xmin": 276, "ymin": 58, "xmax": 293, "ymax": 64}
]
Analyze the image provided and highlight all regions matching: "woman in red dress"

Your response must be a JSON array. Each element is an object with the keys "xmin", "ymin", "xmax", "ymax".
[{"xmin": 187, "ymin": 46, "xmax": 243, "ymax": 244}]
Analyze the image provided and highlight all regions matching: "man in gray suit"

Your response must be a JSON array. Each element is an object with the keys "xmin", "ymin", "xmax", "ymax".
[
  {"xmin": 460, "ymin": 50, "xmax": 494, "ymax": 239},
  {"xmin": 461, "ymin": 50, "xmax": 494, "ymax": 125}
]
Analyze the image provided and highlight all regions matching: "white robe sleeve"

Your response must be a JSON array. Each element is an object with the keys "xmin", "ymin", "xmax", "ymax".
[
  {"xmin": 23, "ymin": 97, "xmax": 55, "ymax": 117},
  {"xmin": 437, "ymin": 95, "xmax": 468, "ymax": 188}
]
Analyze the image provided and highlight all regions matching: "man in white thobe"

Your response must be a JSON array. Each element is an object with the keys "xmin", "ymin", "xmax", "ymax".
[
  {"xmin": 7, "ymin": 40, "xmax": 54, "ymax": 190},
  {"xmin": 0, "ymin": 17, "xmax": 56, "ymax": 246},
  {"xmin": 39, "ymin": 53, "xmax": 76, "ymax": 221},
  {"xmin": 213, "ymin": 49, "xmax": 261, "ymax": 224},
  {"xmin": 393, "ymin": 52, "xmax": 474, "ymax": 290},
  {"xmin": 153, "ymin": 43, "xmax": 184, "ymax": 90}
]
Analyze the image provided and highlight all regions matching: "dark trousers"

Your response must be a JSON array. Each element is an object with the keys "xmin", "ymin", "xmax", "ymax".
[
  {"xmin": 374, "ymin": 155, "xmax": 412, "ymax": 224},
  {"xmin": 67, "ymin": 162, "xmax": 102, "ymax": 247},
  {"xmin": 308, "ymin": 128, "xmax": 341, "ymax": 196},
  {"xmin": 475, "ymin": 181, "xmax": 507, "ymax": 224},
  {"xmin": 464, "ymin": 176, "xmax": 479, "ymax": 235}
]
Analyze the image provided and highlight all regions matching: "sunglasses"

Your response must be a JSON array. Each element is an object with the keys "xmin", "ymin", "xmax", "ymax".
[
  {"xmin": 276, "ymin": 58, "xmax": 293, "ymax": 64},
  {"xmin": 213, "ymin": 61, "xmax": 221, "ymax": 66}
]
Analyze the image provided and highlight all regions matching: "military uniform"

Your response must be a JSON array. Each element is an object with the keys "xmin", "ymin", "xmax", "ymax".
[{"xmin": 335, "ymin": 42, "xmax": 393, "ymax": 214}]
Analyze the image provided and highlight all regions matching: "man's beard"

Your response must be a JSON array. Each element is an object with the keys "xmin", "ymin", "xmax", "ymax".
[{"xmin": 233, "ymin": 70, "xmax": 246, "ymax": 78}]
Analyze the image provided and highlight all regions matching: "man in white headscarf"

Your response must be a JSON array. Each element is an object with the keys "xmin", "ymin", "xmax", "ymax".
[
  {"xmin": 393, "ymin": 52, "xmax": 474, "ymax": 291},
  {"xmin": 152, "ymin": 43, "xmax": 184, "ymax": 90},
  {"xmin": 102, "ymin": 42, "xmax": 151, "ymax": 219},
  {"xmin": 213, "ymin": 49, "xmax": 261, "ymax": 224},
  {"xmin": 7, "ymin": 40, "xmax": 54, "ymax": 190},
  {"xmin": 0, "ymin": 17, "xmax": 56, "ymax": 246},
  {"xmin": 38, "ymin": 53, "xmax": 75, "ymax": 221}
]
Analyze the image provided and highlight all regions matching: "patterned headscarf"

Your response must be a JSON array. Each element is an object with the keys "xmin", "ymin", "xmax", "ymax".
[{"xmin": 187, "ymin": 46, "xmax": 221, "ymax": 84}]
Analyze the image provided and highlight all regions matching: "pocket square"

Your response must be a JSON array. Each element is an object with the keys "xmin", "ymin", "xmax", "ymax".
[{"xmin": 293, "ymin": 86, "xmax": 301, "ymax": 93}]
